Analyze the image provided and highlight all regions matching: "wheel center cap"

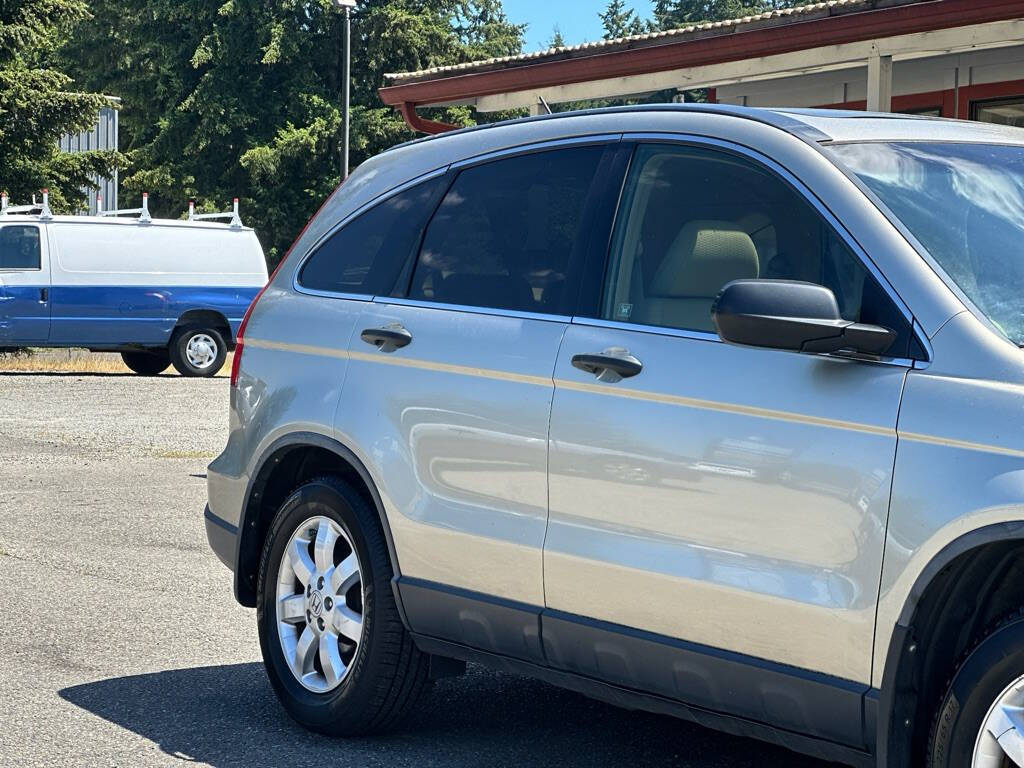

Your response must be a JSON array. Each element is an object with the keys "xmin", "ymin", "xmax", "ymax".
[{"xmin": 309, "ymin": 590, "xmax": 324, "ymax": 618}]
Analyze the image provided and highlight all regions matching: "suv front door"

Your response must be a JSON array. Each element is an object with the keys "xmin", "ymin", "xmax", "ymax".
[
  {"xmin": 542, "ymin": 139, "xmax": 916, "ymax": 746},
  {"xmin": 0, "ymin": 223, "xmax": 50, "ymax": 343}
]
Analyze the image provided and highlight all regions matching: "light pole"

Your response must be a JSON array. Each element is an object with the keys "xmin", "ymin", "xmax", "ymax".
[{"xmin": 332, "ymin": 0, "xmax": 356, "ymax": 179}]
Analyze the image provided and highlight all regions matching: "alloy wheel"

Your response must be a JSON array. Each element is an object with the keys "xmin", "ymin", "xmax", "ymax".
[{"xmin": 275, "ymin": 515, "xmax": 364, "ymax": 693}]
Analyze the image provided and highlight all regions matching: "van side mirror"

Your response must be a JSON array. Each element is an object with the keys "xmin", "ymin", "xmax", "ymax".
[{"xmin": 711, "ymin": 280, "xmax": 897, "ymax": 356}]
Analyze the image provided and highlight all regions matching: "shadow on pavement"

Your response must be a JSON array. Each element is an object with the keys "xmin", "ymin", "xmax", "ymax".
[{"xmin": 60, "ymin": 662, "xmax": 836, "ymax": 768}]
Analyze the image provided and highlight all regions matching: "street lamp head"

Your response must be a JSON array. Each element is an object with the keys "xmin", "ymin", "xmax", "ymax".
[{"xmin": 331, "ymin": 0, "xmax": 357, "ymax": 7}]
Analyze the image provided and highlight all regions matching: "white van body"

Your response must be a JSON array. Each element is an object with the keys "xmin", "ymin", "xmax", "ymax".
[{"xmin": 0, "ymin": 214, "xmax": 268, "ymax": 375}]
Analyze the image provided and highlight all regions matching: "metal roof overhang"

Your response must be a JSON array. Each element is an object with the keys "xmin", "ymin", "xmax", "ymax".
[{"xmin": 379, "ymin": 0, "xmax": 1024, "ymax": 132}]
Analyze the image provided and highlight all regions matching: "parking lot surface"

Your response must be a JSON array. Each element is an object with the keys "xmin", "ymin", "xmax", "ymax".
[{"xmin": 0, "ymin": 369, "xmax": 839, "ymax": 767}]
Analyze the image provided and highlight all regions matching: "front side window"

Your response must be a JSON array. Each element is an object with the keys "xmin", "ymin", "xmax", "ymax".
[
  {"xmin": 601, "ymin": 143, "xmax": 908, "ymax": 352},
  {"xmin": 828, "ymin": 142, "xmax": 1024, "ymax": 345},
  {"xmin": 408, "ymin": 145, "xmax": 605, "ymax": 314},
  {"xmin": 299, "ymin": 175, "xmax": 445, "ymax": 295},
  {"xmin": 0, "ymin": 226, "xmax": 41, "ymax": 270}
]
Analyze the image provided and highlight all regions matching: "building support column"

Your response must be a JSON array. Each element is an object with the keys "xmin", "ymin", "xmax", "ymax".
[{"xmin": 867, "ymin": 51, "xmax": 893, "ymax": 112}]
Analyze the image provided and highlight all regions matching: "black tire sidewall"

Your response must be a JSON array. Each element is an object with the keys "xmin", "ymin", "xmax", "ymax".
[
  {"xmin": 931, "ymin": 617, "xmax": 1024, "ymax": 767},
  {"xmin": 121, "ymin": 350, "xmax": 170, "ymax": 376},
  {"xmin": 170, "ymin": 325, "xmax": 226, "ymax": 377},
  {"xmin": 256, "ymin": 480, "xmax": 387, "ymax": 732}
]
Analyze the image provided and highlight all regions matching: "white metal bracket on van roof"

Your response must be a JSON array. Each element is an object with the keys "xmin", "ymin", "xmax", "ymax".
[
  {"xmin": 98, "ymin": 192, "xmax": 152, "ymax": 223},
  {"xmin": 1, "ymin": 190, "xmax": 51, "ymax": 218},
  {"xmin": 188, "ymin": 198, "xmax": 243, "ymax": 229}
]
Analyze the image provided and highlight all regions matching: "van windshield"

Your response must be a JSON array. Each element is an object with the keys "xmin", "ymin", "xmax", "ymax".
[{"xmin": 827, "ymin": 141, "xmax": 1024, "ymax": 345}]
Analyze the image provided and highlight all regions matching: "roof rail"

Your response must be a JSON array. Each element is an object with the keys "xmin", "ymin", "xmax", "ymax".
[
  {"xmin": 1, "ymin": 189, "xmax": 52, "ymax": 218},
  {"xmin": 188, "ymin": 198, "xmax": 243, "ymax": 229},
  {"xmin": 98, "ymin": 192, "xmax": 152, "ymax": 223}
]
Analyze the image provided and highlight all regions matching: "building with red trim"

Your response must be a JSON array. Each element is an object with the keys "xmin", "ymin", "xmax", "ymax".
[{"xmin": 378, "ymin": 0, "xmax": 1024, "ymax": 133}]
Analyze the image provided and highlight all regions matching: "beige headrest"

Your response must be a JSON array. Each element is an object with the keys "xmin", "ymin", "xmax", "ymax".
[{"xmin": 649, "ymin": 220, "xmax": 759, "ymax": 297}]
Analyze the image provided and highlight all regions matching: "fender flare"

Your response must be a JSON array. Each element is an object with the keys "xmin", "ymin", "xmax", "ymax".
[
  {"xmin": 874, "ymin": 520, "xmax": 1024, "ymax": 765},
  {"xmin": 232, "ymin": 430, "xmax": 408, "ymax": 626}
]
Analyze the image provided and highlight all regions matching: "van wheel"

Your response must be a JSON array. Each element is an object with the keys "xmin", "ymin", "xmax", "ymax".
[
  {"xmin": 928, "ymin": 610, "xmax": 1024, "ymax": 767},
  {"xmin": 256, "ymin": 476, "xmax": 429, "ymax": 735},
  {"xmin": 170, "ymin": 325, "xmax": 226, "ymax": 377},
  {"xmin": 121, "ymin": 350, "xmax": 170, "ymax": 376}
]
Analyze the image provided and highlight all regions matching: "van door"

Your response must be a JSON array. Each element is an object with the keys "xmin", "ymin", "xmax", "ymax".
[
  {"xmin": 542, "ymin": 140, "xmax": 916, "ymax": 745},
  {"xmin": 0, "ymin": 223, "xmax": 51, "ymax": 343},
  {"xmin": 336, "ymin": 142, "xmax": 617, "ymax": 663}
]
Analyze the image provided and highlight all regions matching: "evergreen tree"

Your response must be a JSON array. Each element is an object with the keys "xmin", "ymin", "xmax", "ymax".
[
  {"xmin": 599, "ymin": 0, "xmax": 644, "ymax": 40},
  {"xmin": 62, "ymin": 0, "xmax": 524, "ymax": 265},
  {"xmin": 0, "ymin": 0, "xmax": 123, "ymax": 210},
  {"xmin": 650, "ymin": 0, "xmax": 816, "ymax": 30},
  {"xmin": 548, "ymin": 25, "xmax": 565, "ymax": 49}
]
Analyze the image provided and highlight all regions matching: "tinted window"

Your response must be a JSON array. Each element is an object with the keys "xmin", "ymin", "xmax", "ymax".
[
  {"xmin": 408, "ymin": 146, "xmax": 605, "ymax": 314},
  {"xmin": 601, "ymin": 144, "xmax": 909, "ymax": 353},
  {"xmin": 0, "ymin": 226, "xmax": 41, "ymax": 270},
  {"xmin": 299, "ymin": 176, "xmax": 444, "ymax": 295}
]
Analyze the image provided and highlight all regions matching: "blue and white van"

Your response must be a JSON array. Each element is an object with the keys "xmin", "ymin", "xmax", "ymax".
[{"xmin": 0, "ymin": 203, "xmax": 268, "ymax": 377}]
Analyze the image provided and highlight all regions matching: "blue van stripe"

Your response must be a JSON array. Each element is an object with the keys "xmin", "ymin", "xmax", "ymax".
[{"xmin": 2, "ymin": 284, "xmax": 261, "ymax": 346}]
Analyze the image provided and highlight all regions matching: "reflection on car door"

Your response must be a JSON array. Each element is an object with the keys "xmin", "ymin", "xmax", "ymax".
[
  {"xmin": 542, "ymin": 139, "xmax": 913, "ymax": 744},
  {"xmin": 0, "ymin": 223, "xmax": 50, "ymax": 342},
  {"xmin": 337, "ymin": 143, "xmax": 614, "ymax": 662}
]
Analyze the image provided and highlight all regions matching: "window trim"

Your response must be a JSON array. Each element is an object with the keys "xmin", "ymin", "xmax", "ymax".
[
  {"xmin": 574, "ymin": 132, "xmax": 928, "ymax": 367},
  {"xmin": 292, "ymin": 167, "xmax": 451, "ymax": 301},
  {"xmin": 0, "ymin": 224, "xmax": 44, "ymax": 272}
]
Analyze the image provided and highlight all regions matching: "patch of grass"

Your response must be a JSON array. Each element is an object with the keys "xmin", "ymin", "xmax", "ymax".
[{"xmin": 0, "ymin": 349, "xmax": 232, "ymax": 376}]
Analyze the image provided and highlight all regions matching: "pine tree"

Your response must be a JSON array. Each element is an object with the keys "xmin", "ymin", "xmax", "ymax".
[
  {"xmin": 62, "ymin": 0, "xmax": 525, "ymax": 265},
  {"xmin": 650, "ymin": 0, "xmax": 816, "ymax": 30},
  {"xmin": 0, "ymin": 0, "xmax": 123, "ymax": 210},
  {"xmin": 599, "ymin": 0, "xmax": 644, "ymax": 40},
  {"xmin": 548, "ymin": 25, "xmax": 566, "ymax": 49}
]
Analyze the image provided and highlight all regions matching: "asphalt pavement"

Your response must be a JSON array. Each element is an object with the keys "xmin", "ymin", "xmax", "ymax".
[{"xmin": 0, "ymin": 369, "xmax": 838, "ymax": 767}]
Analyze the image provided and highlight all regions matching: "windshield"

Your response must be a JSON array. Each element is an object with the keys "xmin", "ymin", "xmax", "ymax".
[{"xmin": 827, "ymin": 141, "xmax": 1024, "ymax": 345}]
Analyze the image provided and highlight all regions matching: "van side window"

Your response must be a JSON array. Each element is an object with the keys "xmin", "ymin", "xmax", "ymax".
[
  {"xmin": 601, "ymin": 143, "xmax": 911, "ymax": 354},
  {"xmin": 408, "ymin": 146, "xmax": 605, "ymax": 315},
  {"xmin": 0, "ymin": 226, "xmax": 41, "ymax": 270},
  {"xmin": 299, "ymin": 176, "xmax": 445, "ymax": 295}
]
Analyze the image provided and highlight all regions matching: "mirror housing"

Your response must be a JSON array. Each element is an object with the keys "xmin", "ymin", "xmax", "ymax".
[{"xmin": 712, "ymin": 280, "xmax": 897, "ymax": 357}]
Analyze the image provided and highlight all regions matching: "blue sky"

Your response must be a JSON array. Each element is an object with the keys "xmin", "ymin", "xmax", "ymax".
[{"xmin": 502, "ymin": 0, "xmax": 654, "ymax": 52}]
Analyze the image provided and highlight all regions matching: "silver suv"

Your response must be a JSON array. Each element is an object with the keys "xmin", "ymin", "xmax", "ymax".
[{"xmin": 205, "ymin": 105, "xmax": 1024, "ymax": 768}]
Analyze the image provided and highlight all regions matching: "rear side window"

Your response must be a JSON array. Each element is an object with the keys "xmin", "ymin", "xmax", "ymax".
[
  {"xmin": 299, "ymin": 176, "xmax": 444, "ymax": 295},
  {"xmin": 0, "ymin": 226, "xmax": 41, "ymax": 270},
  {"xmin": 408, "ymin": 146, "xmax": 605, "ymax": 314}
]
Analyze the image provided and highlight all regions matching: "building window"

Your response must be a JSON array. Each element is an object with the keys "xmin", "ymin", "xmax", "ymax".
[{"xmin": 971, "ymin": 97, "xmax": 1024, "ymax": 127}]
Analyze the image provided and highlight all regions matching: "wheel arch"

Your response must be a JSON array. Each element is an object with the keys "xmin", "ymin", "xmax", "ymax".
[
  {"xmin": 175, "ymin": 308, "xmax": 233, "ymax": 349},
  {"xmin": 232, "ymin": 431, "xmax": 407, "ymax": 626},
  {"xmin": 875, "ymin": 521, "xmax": 1024, "ymax": 766}
]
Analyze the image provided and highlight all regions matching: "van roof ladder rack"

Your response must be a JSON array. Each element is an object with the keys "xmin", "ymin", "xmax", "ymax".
[
  {"xmin": 98, "ymin": 192, "xmax": 152, "ymax": 223},
  {"xmin": 188, "ymin": 198, "xmax": 243, "ymax": 229},
  {"xmin": 0, "ymin": 189, "xmax": 52, "ymax": 219}
]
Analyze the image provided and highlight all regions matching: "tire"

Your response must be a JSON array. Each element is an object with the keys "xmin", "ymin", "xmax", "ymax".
[
  {"xmin": 928, "ymin": 610, "xmax": 1024, "ymax": 767},
  {"xmin": 256, "ymin": 476, "xmax": 429, "ymax": 735},
  {"xmin": 120, "ymin": 350, "xmax": 170, "ymax": 376},
  {"xmin": 169, "ymin": 325, "xmax": 226, "ymax": 377}
]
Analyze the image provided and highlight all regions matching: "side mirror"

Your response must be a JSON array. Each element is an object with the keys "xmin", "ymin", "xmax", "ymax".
[{"xmin": 711, "ymin": 280, "xmax": 896, "ymax": 356}]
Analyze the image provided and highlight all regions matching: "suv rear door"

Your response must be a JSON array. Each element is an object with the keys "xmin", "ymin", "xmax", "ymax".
[
  {"xmin": 0, "ymin": 222, "xmax": 50, "ymax": 343},
  {"xmin": 542, "ymin": 137, "xmax": 917, "ymax": 745},
  {"xmin": 337, "ymin": 141, "xmax": 620, "ymax": 663}
]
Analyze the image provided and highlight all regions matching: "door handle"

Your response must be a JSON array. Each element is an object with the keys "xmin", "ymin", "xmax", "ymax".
[
  {"xmin": 39, "ymin": 287, "xmax": 48, "ymax": 303},
  {"xmin": 571, "ymin": 350, "xmax": 643, "ymax": 380},
  {"xmin": 360, "ymin": 326, "xmax": 412, "ymax": 350}
]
